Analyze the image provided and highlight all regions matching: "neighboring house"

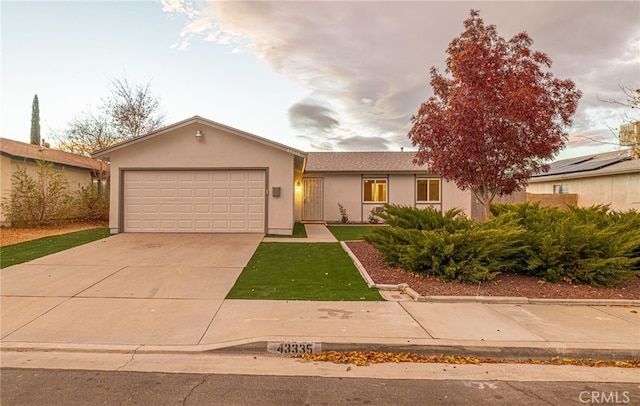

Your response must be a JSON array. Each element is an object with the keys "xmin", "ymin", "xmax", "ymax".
[
  {"xmin": 0, "ymin": 138, "xmax": 109, "ymax": 224},
  {"xmin": 93, "ymin": 116, "xmax": 474, "ymax": 235},
  {"xmin": 527, "ymin": 149, "xmax": 640, "ymax": 211}
]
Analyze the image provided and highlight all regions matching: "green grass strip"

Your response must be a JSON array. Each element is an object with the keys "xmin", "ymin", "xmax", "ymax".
[
  {"xmin": 227, "ymin": 242, "xmax": 382, "ymax": 301},
  {"xmin": 327, "ymin": 225, "xmax": 381, "ymax": 241},
  {"xmin": 266, "ymin": 222, "xmax": 308, "ymax": 238},
  {"xmin": 1, "ymin": 228, "xmax": 111, "ymax": 268}
]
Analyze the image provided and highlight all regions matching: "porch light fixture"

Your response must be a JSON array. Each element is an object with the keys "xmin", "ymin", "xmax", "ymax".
[
  {"xmin": 295, "ymin": 182, "xmax": 301, "ymax": 192},
  {"xmin": 195, "ymin": 130, "xmax": 203, "ymax": 138}
]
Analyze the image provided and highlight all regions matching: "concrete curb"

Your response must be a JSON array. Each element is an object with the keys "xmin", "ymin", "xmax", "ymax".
[
  {"xmin": 3, "ymin": 339, "xmax": 638, "ymax": 362},
  {"xmin": 340, "ymin": 241, "xmax": 640, "ymax": 307}
]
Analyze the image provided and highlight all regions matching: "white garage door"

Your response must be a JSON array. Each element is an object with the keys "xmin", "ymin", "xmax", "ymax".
[{"xmin": 123, "ymin": 170, "xmax": 266, "ymax": 233}]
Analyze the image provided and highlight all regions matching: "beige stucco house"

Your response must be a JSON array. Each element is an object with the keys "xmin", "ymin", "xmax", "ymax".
[
  {"xmin": 93, "ymin": 116, "xmax": 306, "ymax": 235},
  {"xmin": 527, "ymin": 149, "xmax": 640, "ymax": 211},
  {"xmin": 94, "ymin": 116, "xmax": 474, "ymax": 235},
  {"xmin": 0, "ymin": 138, "xmax": 109, "ymax": 224},
  {"xmin": 299, "ymin": 152, "xmax": 472, "ymax": 223}
]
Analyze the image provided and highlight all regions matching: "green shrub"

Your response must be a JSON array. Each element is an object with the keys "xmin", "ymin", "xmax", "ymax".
[
  {"xmin": 1, "ymin": 162, "xmax": 74, "ymax": 227},
  {"xmin": 74, "ymin": 184, "xmax": 109, "ymax": 222},
  {"xmin": 365, "ymin": 205, "xmax": 522, "ymax": 282},
  {"xmin": 338, "ymin": 203, "xmax": 349, "ymax": 223},
  {"xmin": 368, "ymin": 202, "xmax": 639, "ymax": 286},
  {"xmin": 2, "ymin": 160, "xmax": 110, "ymax": 227},
  {"xmin": 366, "ymin": 221, "xmax": 524, "ymax": 283},
  {"xmin": 374, "ymin": 204, "xmax": 472, "ymax": 232},
  {"xmin": 364, "ymin": 206, "xmax": 470, "ymax": 266},
  {"xmin": 490, "ymin": 203, "xmax": 640, "ymax": 286}
]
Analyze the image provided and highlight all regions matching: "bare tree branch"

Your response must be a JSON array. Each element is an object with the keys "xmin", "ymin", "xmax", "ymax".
[{"xmin": 55, "ymin": 76, "xmax": 166, "ymax": 156}]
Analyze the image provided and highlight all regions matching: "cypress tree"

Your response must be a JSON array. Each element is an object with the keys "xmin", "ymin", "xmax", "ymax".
[{"xmin": 30, "ymin": 94, "xmax": 41, "ymax": 145}]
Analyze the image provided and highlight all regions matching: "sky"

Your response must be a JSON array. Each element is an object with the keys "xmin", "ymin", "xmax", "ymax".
[{"xmin": 1, "ymin": 0, "xmax": 639, "ymax": 160}]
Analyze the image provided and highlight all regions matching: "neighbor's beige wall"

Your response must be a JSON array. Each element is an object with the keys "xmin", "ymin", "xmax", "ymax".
[
  {"xmin": 107, "ymin": 122, "xmax": 296, "ymax": 234},
  {"xmin": 0, "ymin": 157, "xmax": 94, "ymax": 224},
  {"xmin": 527, "ymin": 173, "xmax": 640, "ymax": 211},
  {"xmin": 0, "ymin": 155, "xmax": 13, "ymax": 223}
]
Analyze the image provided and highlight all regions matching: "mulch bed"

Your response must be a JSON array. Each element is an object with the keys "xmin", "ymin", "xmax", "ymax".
[
  {"xmin": 346, "ymin": 241, "xmax": 640, "ymax": 300},
  {"xmin": 0, "ymin": 222, "xmax": 108, "ymax": 247}
]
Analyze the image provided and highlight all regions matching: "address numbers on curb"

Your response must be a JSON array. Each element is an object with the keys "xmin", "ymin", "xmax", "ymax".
[{"xmin": 267, "ymin": 341, "xmax": 320, "ymax": 354}]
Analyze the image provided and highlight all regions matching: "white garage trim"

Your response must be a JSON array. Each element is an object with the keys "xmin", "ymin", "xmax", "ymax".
[{"xmin": 120, "ymin": 168, "xmax": 268, "ymax": 233}]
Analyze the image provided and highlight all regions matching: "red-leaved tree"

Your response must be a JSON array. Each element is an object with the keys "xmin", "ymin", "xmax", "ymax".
[{"xmin": 408, "ymin": 10, "xmax": 582, "ymax": 219}]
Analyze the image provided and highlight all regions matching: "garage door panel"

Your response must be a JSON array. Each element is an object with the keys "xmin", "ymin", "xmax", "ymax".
[
  {"xmin": 124, "ymin": 170, "xmax": 266, "ymax": 233},
  {"xmin": 143, "ymin": 205, "xmax": 159, "ymax": 214},
  {"xmin": 230, "ymin": 188, "xmax": 246, "ymax": 197},
  {"xmin": 177, "ymin": 172, "xmax": 194, "ymax": 181},
  {"xmin": 195, "ymin": 205, "xmax": 211, "ymax": 214},
  {"xmin": 194, "ymin": 172, "xmax": 211, "ymax": 181},
  {"xmin": 230, "ymin": 172, "xmax": 247, "ymax": 181},
  {"xmin": 159, "ymin": 204, "xmax": 175, "ymax": 213},
  {"xmin": 230, "ymin": 204, "xmax": 246, "ymax": 213},
  {"xmin": 213, "ymin": 188, "xmax": 228, "ymax": 197},
  {"xmin": 212, "ymin": 204, "xmax": 228, "ymax": 214},
  {"xmin": 195, "ymin": 188, "xmax": 210, "ymax": 197}
]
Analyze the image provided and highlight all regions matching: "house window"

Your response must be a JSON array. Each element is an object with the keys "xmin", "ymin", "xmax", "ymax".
[
  {"xmin": 416, "ymin": 178, "xmax": 441, "ymax": 202},
  {"xmin": 363, "ymin": 179, "xmax": 387, "ymax": 202},
  {"xmin": 553, "ymin": 184, "xmax": 569, "ymax": 194},
  {"xmin": 91, "ymin": 174, "xmax": 108, "ymax": 195}
]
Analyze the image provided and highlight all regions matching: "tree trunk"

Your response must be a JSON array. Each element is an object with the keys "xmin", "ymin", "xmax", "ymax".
[{"xmin": 483, "ymin": 200, "xmax": 492, "ymax": 221}]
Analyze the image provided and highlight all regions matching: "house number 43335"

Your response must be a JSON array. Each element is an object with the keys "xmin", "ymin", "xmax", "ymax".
[{"xmin": 267, "ymin": 341, "xmax": 319, "ymax": 354}]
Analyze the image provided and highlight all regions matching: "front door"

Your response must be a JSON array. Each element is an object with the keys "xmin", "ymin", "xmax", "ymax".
[{"xmin": 302, "ymin": 178, "xmax": 323, "ymax": 221}]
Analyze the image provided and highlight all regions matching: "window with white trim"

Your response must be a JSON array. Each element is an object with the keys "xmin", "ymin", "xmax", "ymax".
[
  {"xmin": 363, "ymin": 179, "xmax": 387, "ymax": 203},
  {"xmin": 553, "ymin": 183, "xmax": 569, "ymax": 194},
  {"xmin": 416, "ymin": 178, "xmax": 441, "ymax": 202}
]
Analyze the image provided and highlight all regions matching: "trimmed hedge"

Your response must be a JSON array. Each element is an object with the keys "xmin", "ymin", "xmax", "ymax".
[{"xmin": 365, "ymin": 203, "xmax": 640, "ymax": 286}]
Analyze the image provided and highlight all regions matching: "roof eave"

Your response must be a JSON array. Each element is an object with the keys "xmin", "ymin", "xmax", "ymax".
[
  {"xmin": 530, "ymin": 167, "xmax": 640, "ymax": 182},
  {"xmin": 92, "ymin": 116, "xmax": 307, "ymax": 159},
  {"xmin": 303, "ymin": 169, "xmax": 434, "ymax": 174}
]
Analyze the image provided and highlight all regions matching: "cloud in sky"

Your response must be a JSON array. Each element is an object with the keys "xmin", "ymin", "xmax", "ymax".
[
  {"xmin": 166, "ymin": 1, "xmax": 638, "ymax": 153},
  {"xmin": 288, "ymin": 101, "xmax": 340, "ymax": 133}
]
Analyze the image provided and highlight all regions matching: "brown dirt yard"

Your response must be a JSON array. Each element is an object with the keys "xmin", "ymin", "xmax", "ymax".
[
  {"xmin": 0, "ymin": 222, "xmax": 108, "ymax": 247},
  {"xmin": 347, "ymin": 241, "xmax": 640, "ymax": 300}
]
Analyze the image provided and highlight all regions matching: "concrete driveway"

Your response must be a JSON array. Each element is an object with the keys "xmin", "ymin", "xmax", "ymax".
[{"xmin": 1, "ymin": 233, "xmax": 262, "ymax": 346}]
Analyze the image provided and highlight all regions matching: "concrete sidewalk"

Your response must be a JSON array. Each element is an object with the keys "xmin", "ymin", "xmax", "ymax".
[
  {"xmin": 263, "ymin": 223, "xmax": 338, "ymax": 242},
  {"xmin": 2, "ymin": 298, "xmax": 638, "ymax": 360},
  {"xmin": 1, "ymin": 226, "xmax": 639, "ymax": 365}
]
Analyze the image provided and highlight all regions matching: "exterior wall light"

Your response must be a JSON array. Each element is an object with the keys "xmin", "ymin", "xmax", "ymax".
[
  {"xmin": 295, "ymin": 181, "xmax": 301, "ymax": 192},
  {"xmin": 195, "ymin": 130, "xmax": 203, "ymax": 138}
]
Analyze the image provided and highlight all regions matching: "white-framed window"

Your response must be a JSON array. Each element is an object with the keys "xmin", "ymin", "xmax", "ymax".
[
  {"xmin": 553, "ymin": 183, "xmax": 569, "ymax": 194},
  {"xmin": 363, "ymin": 178, "xmax": 387, "ymax": 203},
  {"xmin": 416, "ymin": 178, "xmax": 441, "ymax": 203}
]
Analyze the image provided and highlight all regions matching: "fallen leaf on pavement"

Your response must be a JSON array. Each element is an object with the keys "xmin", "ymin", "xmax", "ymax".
[{"xmin": 293, "ymin": 351, "xmax": 640, "ymax": 368}]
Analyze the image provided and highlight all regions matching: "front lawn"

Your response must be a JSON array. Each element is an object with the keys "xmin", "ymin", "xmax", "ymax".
[
  {"xmin": 327, "ymin": 225, "xmax": 381, "ymax": 241},
  {"xmin": 226, "ymin": 242, "xmax": 382, "ymax": 301},
  {"xmin": 266, "ymin": 222, "xmax": 307, "ymax": 238},
  {"xmin": 0, "ymin": 228, "xmax": 111, "ymax": 268}
]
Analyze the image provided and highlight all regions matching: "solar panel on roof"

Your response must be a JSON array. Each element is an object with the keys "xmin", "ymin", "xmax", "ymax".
[
  {"xmin": 541, "ymin": 156, "xmax": 630, "ymax": 176},
  {"xmin": 543, "ymin": 156, "xmax": 595, "ymax": 175},
  {"xmin": 571, "ymin": 156, "xmax": 631, "ymax": 172}
]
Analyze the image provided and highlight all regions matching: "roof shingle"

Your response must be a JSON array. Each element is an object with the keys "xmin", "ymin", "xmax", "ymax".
[
  {"xmin": 305, "ymin": 151, "xmax": 430, "ymax": 173},
  {"xmin": 1, "ymin": 138, "xmax": 108, "ymax": 171}
]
